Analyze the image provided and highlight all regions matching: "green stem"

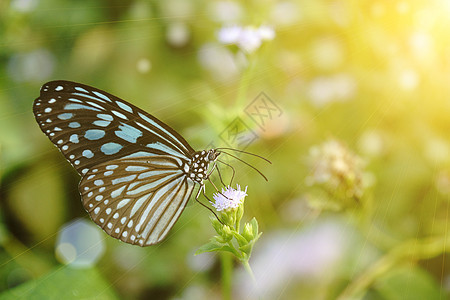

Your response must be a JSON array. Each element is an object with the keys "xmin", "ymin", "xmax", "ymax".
[
  {"xmin": 242, "ymin": 260, "xmax": 256, "ymax": 283},
  {"xmin": 236, "ymin": 53, "xmax": 258, "ymax": 108},
  {"xmin": 221, "ymin": 252, "xmax": 233, "ymax": 300},
  {"xmin": 337, "ymin": 235, "xmax": 450, "ymax": 300}
]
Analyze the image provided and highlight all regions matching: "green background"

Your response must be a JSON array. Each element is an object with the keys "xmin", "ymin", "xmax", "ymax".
[{"xmin": 2, "ymin": 0, "xmax": 450, "ymax": 299}]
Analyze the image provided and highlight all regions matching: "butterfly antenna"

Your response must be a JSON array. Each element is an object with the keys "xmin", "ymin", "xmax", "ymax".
[
  {"xmin": 216, "ymin": 147, "xmax": 272, "ymax": 164},
  {"xmin": 219, "ymin": 151, "xmax": 269, "ymax": 181}
]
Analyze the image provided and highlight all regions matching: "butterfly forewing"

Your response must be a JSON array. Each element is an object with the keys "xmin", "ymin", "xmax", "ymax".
[
  {"xmin": 33, "ymin": 80, "xmax": 195, "ymax": 175},
  {"xmin": 80, "ymin": 155, "xmax": 195, "ymax": 246}
]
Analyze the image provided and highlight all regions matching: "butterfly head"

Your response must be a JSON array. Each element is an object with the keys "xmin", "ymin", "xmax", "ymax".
[
  {"xmin": 189, "ymin": 150, "xmax": 221, "ymax": 183},
  {"xmin": 206, "ymin": 149, "xmax": 221, "ymax": 162}
]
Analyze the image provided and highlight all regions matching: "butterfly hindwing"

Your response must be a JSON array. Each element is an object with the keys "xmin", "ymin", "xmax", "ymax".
[
  {"xmin": 33, "ymin": 80, "xmax": 195, "ymax": 175},
  {"xmin": 80, "ymin": 155, "xmax": 195, "ymax": 246}
]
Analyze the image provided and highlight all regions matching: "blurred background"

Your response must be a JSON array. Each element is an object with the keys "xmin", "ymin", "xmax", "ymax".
[{"xmin": 2, "ymin": 0, "xmax": 450, "ymax": 299}]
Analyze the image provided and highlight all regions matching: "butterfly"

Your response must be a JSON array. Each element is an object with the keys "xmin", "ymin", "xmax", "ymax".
[{"xmin": 33, "ymin": 80, "xmax": 231, "ymax": 247}]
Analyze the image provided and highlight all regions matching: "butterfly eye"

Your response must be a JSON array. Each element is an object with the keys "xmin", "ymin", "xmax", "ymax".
[{"xmin": 208, "ymin": 150, "xmax": 219, "ymax": 161}]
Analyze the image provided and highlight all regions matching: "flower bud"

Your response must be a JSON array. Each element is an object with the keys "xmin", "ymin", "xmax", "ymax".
[
  {"xmin": 242, "ymin": 222, "xmax": 254, "ymax": 242},
  {"xmin": 222, "ymin": 225, "xmax": 233, "ymax": 242}
]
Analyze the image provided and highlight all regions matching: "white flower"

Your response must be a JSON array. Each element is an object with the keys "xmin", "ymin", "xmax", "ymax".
[
  {"xmin": 211, "ymin": 184, "xmax": 248, "ymax": 211},
  {"xmin": 217, "ymin": 25, "xmax": 242, "ymax": 44},
  {"xmin": 238, "ymin": 27, "xmax": 262, "ymax": 53},
  {"xmin": 258, "ymin": 25, "xmax": 275, "ymax": 41},
  {"xmin": 217, "ymin": 25, "xmax": 275, "ymax": 53}
]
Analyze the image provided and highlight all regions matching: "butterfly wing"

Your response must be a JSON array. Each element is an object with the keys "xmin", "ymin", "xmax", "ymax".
[
  {"xmin": 33, "ymin": 80, "xmax": 198, "ymax": 246},
  {"xmin": 80, "ymin": 155, "xmax": 194, "ymax": 246},
  {"xmin": 33, "ymin": 80, "xmax": 195, "ymax": 175}
]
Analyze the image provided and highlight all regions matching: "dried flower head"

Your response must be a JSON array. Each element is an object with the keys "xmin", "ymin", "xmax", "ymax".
[{"xmin": 306, "ymin": 139, "xmax": 367, "ymax": 203}]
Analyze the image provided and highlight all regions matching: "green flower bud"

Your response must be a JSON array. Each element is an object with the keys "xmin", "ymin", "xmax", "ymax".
[
  {"xmin": 242, "ymin": 222, "xmax": 254, "ymax": 242},
  {"xmin": 222, "ymin": 225, "xmax": 233, "ymax": 242}
]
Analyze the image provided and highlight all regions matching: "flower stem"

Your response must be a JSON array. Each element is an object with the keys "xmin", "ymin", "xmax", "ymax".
[
  {"xmin": 236, "ymin": 53, "xmax": 258, "ymax": 108},
  {"xmin": 221, "ymin": 252, "xmax": 233, "ymax": 300},
  {"xmin": 337, "ymin": 235, "xmax": 450, "ymax": 299},
  {"xmin": 242, "ymin": 260, "xmax": 256, "ymax": 283}
]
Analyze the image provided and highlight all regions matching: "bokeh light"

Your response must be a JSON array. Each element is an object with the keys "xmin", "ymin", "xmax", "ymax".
[{"xmin": 55, "ymin": 219, "xmax": 105, "ymax": 268}]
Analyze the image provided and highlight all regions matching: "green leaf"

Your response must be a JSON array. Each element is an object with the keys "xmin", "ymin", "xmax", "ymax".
[
  {"xmin": 195, "ymin": 241, "xmax": 237, "ymax": 256},
  {"xmin": 210, "ymin": 216, "xmax": 223, "ymax": 235},
  {"xmin": 374, "ymin": 266, "xmax": 441, "ymax": 300},
  {"xmin": 0, "ymin": 266, "xmax": 119, "ymax": 300},
  {"xmin": 239, "ymin": 243, "xmax": 253, "ymax": 256},
  {"xmin": 195, "ymin": 239, "xmax": 226, "ymax": 255}
]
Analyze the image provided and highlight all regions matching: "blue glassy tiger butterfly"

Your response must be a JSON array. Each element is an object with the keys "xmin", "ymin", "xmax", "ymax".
[{"xmin": 33, "ymin": 80, "xmax": 269, "ymax": 247}]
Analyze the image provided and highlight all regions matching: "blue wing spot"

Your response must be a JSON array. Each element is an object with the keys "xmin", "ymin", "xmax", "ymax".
[
  {"xmin": 87, "ymin": 101, "xmax": 105, "ymax": 110},
  {"xmin": 116, "ymin": 101, "xmax": 133, "ymax": 113},
  {"xmin": 70, "ymin": 134, "xmax": 79, "ymax": 143},
  {"xmin": 85, "ymin": 129, "xmax": 105, "ymax": 140},
  {"xmin": 94, "ymin": 179, "xmax": 104, "ymax": 186},
  {"xmin": 115, "ymin": 124, "xmax": 142, "ymax": 143},
  {"xmin": 74, "ymin": 86, "xmax": 89, "ymax": 93},
  {"xmin": 112, "ymin": 175, "xmax": 136, "ymax": 185},
  {"xmin": 68, "ymin": 98, "xmax": 83, "ymax": 103},
  {"xmin": 112, "ymin": 110, "xmax": 127, "ymax": 119},
  {"xmin": 121, "ymin": 151, "xmax": 153, "ymax": 159},
  {"xmin": 93, "ymin": 120, "xmax": 111, "ymax": 127},
  {"xmin": 92, "ymin": 91, "xmax": 112, "ymax": 102},
  {"xmin": 138, "ymin": 112, "xmax": 188, "ymax": 152},
  {"xmin": 58, "ymin": 113, "xmax": 73, "ymax": 120},
  {"xmin": 101, "ymin": 142, "xmax": 123, "ymax": 155},
  {"xmin": 82, "ymin": 149, "xmax": 94, "ymax": 158},
  {"xmin": 72, "ymin": 93, "xmax": 105, "ymax": 102},
  {"xmin": 65, "ymin": 103, "xmax": 101, "ymax": 111},
  {"xmin": 69, "ymin": 122, "xmax": 81, "ymax": 128},
  {"xmin": 97, "ymin": 114, "xmax": 114, "ymax": 121},
  {"xmin": 125, "ymin": 166, "xmax": 148, "ymax": 172}
]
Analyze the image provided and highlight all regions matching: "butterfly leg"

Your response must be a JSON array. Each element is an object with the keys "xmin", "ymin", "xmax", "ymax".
[
  {"xmin": 217, "ymin": 159, "xmax": 235, "ymax": 186},
  {"xmin": 205, "ymin": 162, "xmax": 231, "ymax": 199},
  {"xmin": 207, "ymin": 178, "xmax": 232, "ymax": 201},
  {"xmin": 195, "ymin": 184, "xmax": 224, "ymax": 225},
  {"xmin": 215, "ymin": 164, "xmax": 227, "ymax": 186},
  {"xmin": 206, "ymin": 161, "xmax": 224, "ymax": 185}
]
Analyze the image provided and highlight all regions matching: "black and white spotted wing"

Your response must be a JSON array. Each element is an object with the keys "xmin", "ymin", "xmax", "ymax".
[
  {"xmin": 33, "ymin": 80, "xmax": 219, "ymax": 246},
  {"xmin": 81, "ymin": 156, "xmax": 194, "ymax": 246},
  {"xmin": 33, "ymin": 80, "xmax": 195, "ymax": 176}
]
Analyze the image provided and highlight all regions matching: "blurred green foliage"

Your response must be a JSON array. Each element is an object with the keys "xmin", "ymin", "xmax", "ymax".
[{"xmin": 2, "ymin": 0, "xmax": 450, "ymax": 299}]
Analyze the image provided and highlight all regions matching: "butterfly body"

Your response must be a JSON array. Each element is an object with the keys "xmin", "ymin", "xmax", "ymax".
[{"xmin": 33, "ymin": 81, "xmax": 219, "ymax": 246}]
